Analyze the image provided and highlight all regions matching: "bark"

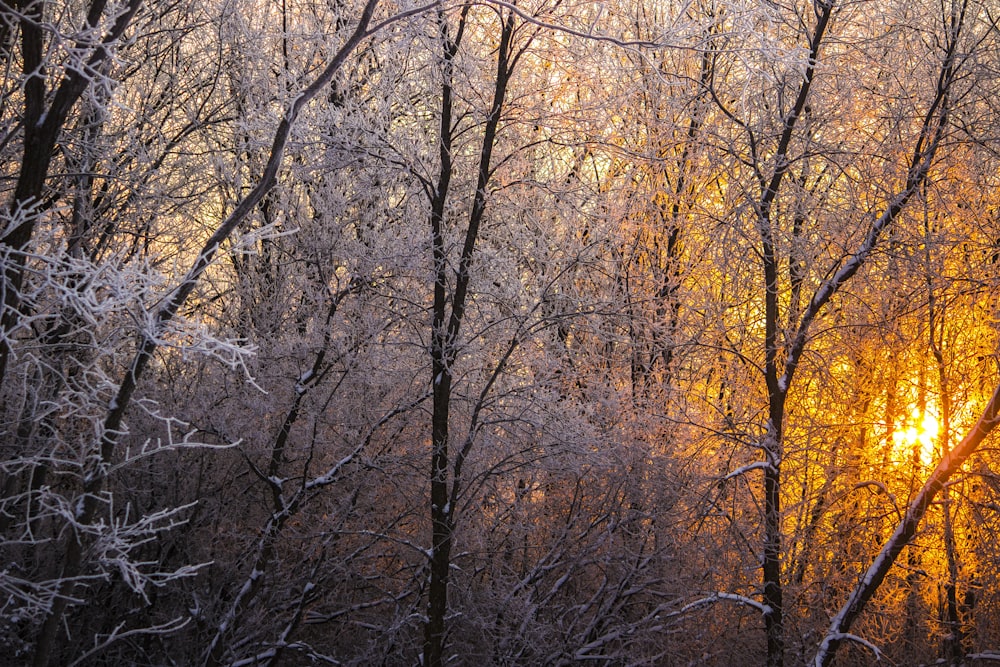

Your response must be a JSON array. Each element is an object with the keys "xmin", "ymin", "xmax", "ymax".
[
  {"xmin": 423, "ymin": 9, "xmax": 465, "ymax": 664},
  {"xmin": 755, "ymin": 4, "xmax": 834, "ymax": 664},
  {"xmin": 424, "ymin": 8, "xmax": 515, "ymax": 665}
]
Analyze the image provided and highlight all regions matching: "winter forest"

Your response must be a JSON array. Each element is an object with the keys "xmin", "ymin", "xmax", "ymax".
[{"xmin": 6, "ymin": 0, "xmax": 1000, "ymax": 665}]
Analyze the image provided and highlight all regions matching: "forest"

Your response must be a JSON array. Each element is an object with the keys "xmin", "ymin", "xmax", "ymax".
[{"xmin": 3, "ymin": 0, "xmax": 1000, "ymax": 664}]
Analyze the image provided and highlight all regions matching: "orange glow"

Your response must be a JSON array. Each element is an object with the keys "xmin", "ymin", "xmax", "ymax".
[{"xmin": 892, "ymin": 407, "xmax": 939, "ymax": 465}]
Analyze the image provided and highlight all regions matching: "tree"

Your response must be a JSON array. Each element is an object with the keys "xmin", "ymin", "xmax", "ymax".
[
  {"xmin": 634, "ymin": 0, "xmax": 992, "ymax": 662},
  {"xmin": 0, "ymin": 0, "xmax": 404, "ymax": 662},
  {"xmin": 4, "ymin": 0, "xmax": 1000, "ymax": 663}
]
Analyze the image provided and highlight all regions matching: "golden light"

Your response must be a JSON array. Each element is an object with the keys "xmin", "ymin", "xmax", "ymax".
[{"xmin": 892, "ymin": 407, "xmax": 939, "ymax": 465}]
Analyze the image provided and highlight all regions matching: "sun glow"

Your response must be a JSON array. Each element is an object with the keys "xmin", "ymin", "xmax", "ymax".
[{"xmin": 892, "ymin": 408, "xmax": 940, "ymax": 465}]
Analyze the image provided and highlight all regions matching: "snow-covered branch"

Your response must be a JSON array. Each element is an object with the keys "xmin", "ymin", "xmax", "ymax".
[
  {"xmin": 814, "ymin": 381, "xmax": 1000, "ymax": 666},
  {"xmin": 722, "ymin": 461, "xmax": 776, "ymax": 481}
]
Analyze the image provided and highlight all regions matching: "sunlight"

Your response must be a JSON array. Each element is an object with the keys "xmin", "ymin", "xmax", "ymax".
[{"xmin": 892, "ymin": 407, "xmax": 939, "ymax": 465}]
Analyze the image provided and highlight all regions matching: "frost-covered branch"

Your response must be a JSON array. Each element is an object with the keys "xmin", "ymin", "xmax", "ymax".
[
  {"xmin": 68, "ymin": 616, "xmax": 190, "ymax": 667},
  {"xmin": 676, "ymin": 592, "xmax": 773, "ymax": 618},
  {"xmin": 26, "ymin": 3, "xmax": 400, "ymax": 664},
  {"xmin": 722, "ymin": 461, "xmax": 776, "ymax": 481}
]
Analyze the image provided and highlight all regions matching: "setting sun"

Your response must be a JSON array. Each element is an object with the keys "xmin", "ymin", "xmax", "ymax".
[{"xmin": 893, "ymin": 409, "xmax": 940, "ymax": 465}]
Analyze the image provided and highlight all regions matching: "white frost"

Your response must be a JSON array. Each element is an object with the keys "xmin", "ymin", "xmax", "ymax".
[{"xmin": 722, "ymin": 461, "xmax": 775, "ymax": 481}]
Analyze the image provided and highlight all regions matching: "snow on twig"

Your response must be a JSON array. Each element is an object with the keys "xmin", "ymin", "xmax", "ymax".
[
  {"xmin": 722, "ymin": 461, "xmax": 776, "ymax": 481},
  {"xmin": 68, "ymin": 617, "xmax": 190, "ymax": 667},
  {"xmin": 676, "ymin": 592, "xmax": 772, "ymax": 617},
  {"xmin": 814, "ymin": 633, "xmax": 882, "ymax": 666}
]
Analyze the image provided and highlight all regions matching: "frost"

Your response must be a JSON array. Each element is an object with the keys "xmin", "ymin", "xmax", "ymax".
[
  {"xmin": 815, "ymin": 633, "xmax": 882, "ymax": 666},
  {"xmin": 676, "ymin": 592, "xmax": 772, "ymax": 618},
  {"xmin": 722, "ymin": 461, "xmax": 775, "ymax": 481}
]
